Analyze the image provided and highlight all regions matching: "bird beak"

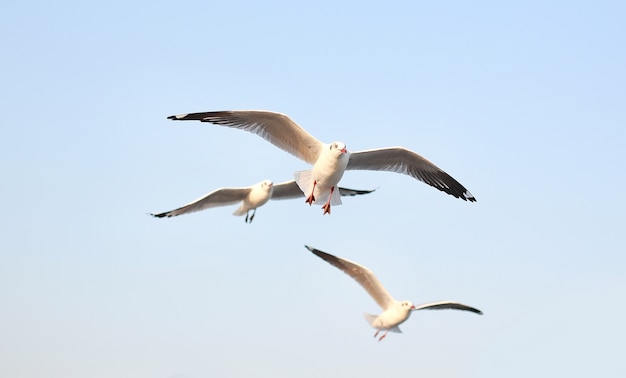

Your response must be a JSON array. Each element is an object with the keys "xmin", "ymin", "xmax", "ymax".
[
  {"xmin": 340, "ymin": 147, "xmax": 347, "ymax": 153},
  {"xmin": 410, "ymin": 305, "xmax": 416, "ymax": 310}
]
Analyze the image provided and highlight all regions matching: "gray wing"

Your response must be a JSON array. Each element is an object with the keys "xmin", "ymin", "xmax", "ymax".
[
  {"xmin": 168, "ymin": 110, "xmax": 323, "ymax": 165},
  {"xmin": 270, "ymin": 180, "xmax": 306, "ymax": 200},
  {"xmin": 271, "ymin": 181, "xmax": 376, "ymax": 200},
  {"xmin": 337, "ymin": 187, "xmax": 376, "ymax": 196},
  {"xmin": 413, "ymin": 301, "xmax": 483, "ymax": 315},
  {"xmin": 346, "ymin": 147, "xmax": 476, "ymax": 202},
  {"xmin": 306, "ymin": 245, "xmax": 396, "ymax": 310},
  {"xmin": 151, "ymin": 187, "xmax": 252, "ymax": 218}
]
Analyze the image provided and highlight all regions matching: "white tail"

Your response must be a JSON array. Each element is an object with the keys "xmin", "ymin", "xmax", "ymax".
[
  {"xmin": 294, "ymin": 169, "xmax": 344, "ymax": 206},
  {"xmin": 363, "ymin": 313, "xmax": 378, "ymax": 327},
  {"xmin": 329, "ymin": 187, "xmax": 343, "ymax": 206},
  {"xmin": 232, "ymin": 205, "xmax": 247, "ymax": 216},
  {"xmin": 294, "ymin": 170, "xmax": 315, "ymax": 202},
  {"xmin": 363, "ymin": 313, "xmax": 402, "ymax": 333}
]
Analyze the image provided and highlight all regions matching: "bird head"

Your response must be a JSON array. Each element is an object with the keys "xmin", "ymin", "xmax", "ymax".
[
  {"xmin": 261, "ymin": 180, "xmax": 273, "ymax": 190},
  {"xmin": 401, "ymin": 300, "xmax": 415, "ymax": 312},
  {"xmin": 330, "ymin": 141, "xmax": 348, "ymax": 155}
]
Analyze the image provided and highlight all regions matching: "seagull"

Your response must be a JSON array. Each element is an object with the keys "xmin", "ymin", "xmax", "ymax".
[
  {"xmin": 306, "ymin": 245, "xmax": 482, "ymax": 341},
  {"xmin": 151, "ymin": 179, "xmax": 375, "ymax": 223},
  {"xmin": 167, "ymin": 110, "xmax": 476, "ymax": 215}
]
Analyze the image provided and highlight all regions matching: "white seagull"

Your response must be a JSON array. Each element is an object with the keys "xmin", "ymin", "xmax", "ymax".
[
  {"xmin": 151, "ymin": 180, "xmax": 375, "ymax": 223},
  {"xmin": 167, "ymin": 110, "xmax": 476, "ymax": 215},
  {"xmin": 306, "ymin": 245, "xmax": 482, "ymax": 341}
]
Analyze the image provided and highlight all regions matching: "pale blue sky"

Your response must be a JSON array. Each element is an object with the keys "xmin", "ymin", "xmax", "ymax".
[{"xmin": 1, "ymin": 1, "xmax": 625, "ymax": 377}]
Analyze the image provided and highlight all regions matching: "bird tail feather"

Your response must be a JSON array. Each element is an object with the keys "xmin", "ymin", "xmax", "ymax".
[
  {"xmin": 363, "ymin": 313, "xmax": 402, "ymax": 333},
  {"xmin": 232, "ymin": 205, "xmax": 247, "ymax": 216},
  {"xmin": 389, "ymin": 326, "xmax": 402, "ymax": 333},
  {"xmin": 294, "ymin": 170, "xmax": 315, "ymax": 203},
  {"xmin": 364, "ymin": 313, "xmax": 378, "ymax": 328},
  {"xmin": 294, "ymin": 170, "xmax": 344, "ymax": 206},
  {"xmin": 330, "ymin": 188, "xmax": 343, "ymax": 206}
]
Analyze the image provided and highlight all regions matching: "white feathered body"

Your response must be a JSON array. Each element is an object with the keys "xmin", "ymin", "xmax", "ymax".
[
  {"xmin": 232, "ymin": 181, "xmax": 274, "ymax": 216},
  {"xmin": 364, "ymin": 300, "xmax": 414, "ymax": 332},
  {"xmin": 294, "ymin": 143, "xmax": 350, "ymax": 206}
]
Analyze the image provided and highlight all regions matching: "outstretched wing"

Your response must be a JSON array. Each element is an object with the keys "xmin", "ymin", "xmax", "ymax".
[
  {"xmin": 270, "ymin": 180, "xmax": 306, "ymax": 200},
  {"xmin": 337, "ymin": 187, "xmax": 376, "ymax": 196},
  {"xmin": 168, "ymin": 110, "xmax": 323, "ymax": 165},
  {"xmin": 306, "ymin": 245, "xmax": 395, "ymax": 310},
  {"xmin": 271, "ymin": 180, "xmax": 376, "ymax": 200},
  {"xmin": 151, "ymin": 187, "xmax": 251, "ymax": 218},
  {"xmin": 347, "ymin": 147, "xmax": 476, "ymax": 201},
  {"xmin": 413, "ymin": 301, "xmax": 483, "ymax": 315}
]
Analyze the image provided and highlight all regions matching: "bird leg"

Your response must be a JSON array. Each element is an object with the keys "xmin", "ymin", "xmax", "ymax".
[
  {"xmin": 373, "ymin": 328, "xmax": 388, "ymax": 341},
  {"xmin": 378, "ymin": 330, "xmax": 389, "ymax": 342},
  {"xmin": 305, "ymin": 180, "xmax": 317, "ymax": 205},
  {"xmin": 321, "ymin": 186, "xmax": 335, "ymax": 215},
  {"xmin": 245, "ymin": 209, "xmax": 256, "ymax": 223}
]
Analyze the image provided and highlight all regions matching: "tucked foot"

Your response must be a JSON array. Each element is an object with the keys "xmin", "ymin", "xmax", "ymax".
[
  {"xmin": 378, "ymin": 330, "xmax": 389, "ymax": 342},
  {"xmin": 245, "ymin": 209, "xmax": 256, "ymax": 223},
  {"xmin": 321, "ymin": 186, "xmax": 335, "ymax": 215},
  {"xmin": 305, "ymin": 180, "xmax": 317, "ymax": 205},
  {"xmin": 305, "ymin": 193, "xmax": 315, "ymax": 205},
  {"xmin": 322, "ymin": 202, "xmax": 331, "ymax": 215}
]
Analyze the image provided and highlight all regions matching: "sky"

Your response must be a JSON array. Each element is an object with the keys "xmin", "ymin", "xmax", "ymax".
[{"xmin": 1, "ymin": 1, "xmax": 625, "ymax": 377}]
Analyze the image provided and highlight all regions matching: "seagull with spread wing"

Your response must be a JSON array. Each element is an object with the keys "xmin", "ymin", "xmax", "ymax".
[
  {"xmin": 151, "ymin": 180, "xmax": 374, "ymax": 223},
  {"xmin": 168, "ymin": 110, "xmax": 476, "ymax": 215},
  {"xmin": 306, "ymin": 245, "xmax": 482, "ymax": 341}
]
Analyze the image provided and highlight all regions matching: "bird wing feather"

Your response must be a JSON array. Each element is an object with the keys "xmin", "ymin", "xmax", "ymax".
[
  {"xmin": 271, "ymin": 180, "xmax": 376, "ymax": 200},
  {"xmin": 306, "ymin": 246, "xmax": 396, "ymax": 310},
  {"xmin": 413, "ymin": 300, "xmax": 483, "ymax": 315},
  {"xmin": 270, "ymin": 180, "xmax": 306, "ymax": 200},
  {"xmin": 168, "ymin": 110, "xmax": 322, "ymax": 165},
  {"xmin": 151, "ymin": 187, "xmax": 252, "ymax": 218},
  {"xmin": 346, "ymin": 147, "xmax": 476, "ymax": 201},
  {"xmin": 337, "ymin": 187, "xmax": 376, "ymax": 196}
]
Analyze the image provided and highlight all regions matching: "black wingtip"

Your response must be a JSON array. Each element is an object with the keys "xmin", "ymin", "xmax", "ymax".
[
  {"xmin": 463, "ymin": 190, "xmax": 477, "ymax": 202},
  {"xmin": 167, "ymin": 115, "xmax": 177, "ymax": 120},
  {"xmin": 351, "ymin": 188, "xmax": 378, "ymax": 195},
  {"xmin": 306, "ymin": 246, "xmax": 336, "ymax": 262},
  {"xmin": 305, "ymin": 245, "xmax": 328, "ymax": 257},
  {"xmin": 466, "ymin": 306, "xmax": 483, "ymax": 315},
  {"xmin": 149, "ymin": 212, "xmax": 167, "ymax": 218}
]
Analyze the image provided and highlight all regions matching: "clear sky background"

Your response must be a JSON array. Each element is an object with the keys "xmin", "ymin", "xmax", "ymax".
[{"xmin": 1, "ymin": 1, "xmax": 625, "ymax": 377}]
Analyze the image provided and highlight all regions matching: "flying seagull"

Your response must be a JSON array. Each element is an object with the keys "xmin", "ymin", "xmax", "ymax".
[
  {"xmin": 167, "ymin": 110, "xmax": 476, "ymax": 215},
  {"xmin": 306, "ymin": 245, "xmax": 482, "ymax": 341},
  {"xmin": 151, "ymin": 180, "xmax": 375, "ymax": 223}
]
